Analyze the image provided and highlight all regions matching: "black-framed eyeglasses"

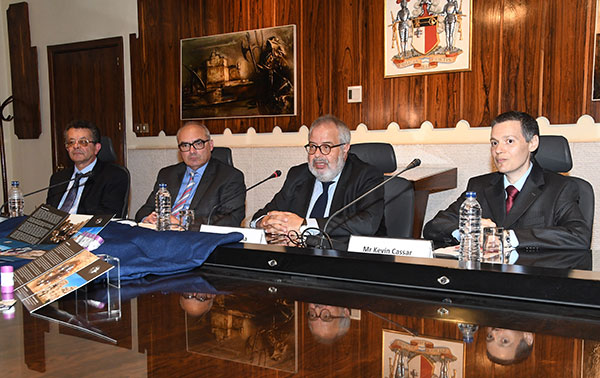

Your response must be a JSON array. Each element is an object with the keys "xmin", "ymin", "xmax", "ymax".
[
  {"xmin": 307, "ymin": 308, "xmax": 347, "ymax": 322},
  {"xmin": 178, "ymin": 138, "xmax": 210, "ymax": 152},
  {"xmin": 304, "ymin": 143, "xmax": 345, "ymax": 155},
  {"xmin": 181, "ymin": 293, "xmax": 212, "ymax": 302},
  {"xmin": 65, "ymin": 138, "xmax": 97, "ymax": 148}
]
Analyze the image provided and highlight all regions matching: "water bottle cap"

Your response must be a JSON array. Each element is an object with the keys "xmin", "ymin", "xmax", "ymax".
[
  {"xmin": 159, "ymin": 183, "xmax": 167, "ymax": 188},
  {"xmin": 11, "ymin": 181, "xmax": 18, "ymax": 186},
  {"xmin": 465, "ymin": 191, "xmax": 476, "ymax": 198}
]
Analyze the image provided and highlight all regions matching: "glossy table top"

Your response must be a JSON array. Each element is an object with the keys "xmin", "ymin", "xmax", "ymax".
[{"xmin": 2, "ymin": 255, "xmax": 600, "ymax": 377}]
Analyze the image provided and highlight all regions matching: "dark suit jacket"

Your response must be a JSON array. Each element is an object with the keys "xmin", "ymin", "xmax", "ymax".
[
  {"xmin": 135, "ymin": 158, "xmax": 246, "ymax": 227},
  {"xmin": 252, "ymin": 153, "xmax": 385, "ymax": 249},
  {"xmin": 46, "ymin": 159, "xmax": 129, "ymax": 216},
  {"xmin": 423, "ymin": 162, "xmax": 592, "ymax": 249}
]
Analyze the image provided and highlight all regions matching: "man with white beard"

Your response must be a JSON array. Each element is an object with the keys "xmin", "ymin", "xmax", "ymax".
[{"xmin": 252, "ymin": 114, "xmax": 385, "ymax": 249}]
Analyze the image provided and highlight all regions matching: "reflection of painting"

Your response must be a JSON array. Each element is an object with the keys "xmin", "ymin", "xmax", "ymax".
[
  {"xmin": 382, "ymin": 329, "xmax": 464, "ymax": 378},
  {"xmin": 584, "ymin": 340, "xmax": 600, "ymax": 378},
  {"xmin": 181, "ymin": 25, "xmax": 296, "ymax": 119},
  {"xmin": 384, "ymin": 0, "xmax": 472, "ymax": 77},
  {"xmin": 186, "ymin": 294, "xmax": 297, "ymax": 373}
]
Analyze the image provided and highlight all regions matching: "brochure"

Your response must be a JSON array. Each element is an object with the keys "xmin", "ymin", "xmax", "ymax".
[{"xmin": 13, "ymin": 239, "xmax": 114, "ymax": 312}]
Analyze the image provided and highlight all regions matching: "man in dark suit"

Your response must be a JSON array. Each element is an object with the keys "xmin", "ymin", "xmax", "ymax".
[
  {"xmin": 423, "ymin": 111, "xmax": 591, "ymax": 250},
  {"xmin": 46, "ymin": 120, "xmax": 128, "ymax": 216},
  {"xmin": 135, "ymin": 121, "xmax": 245, "ymax": 228},
  {"xmin": 252, "ymin": 114, "xmax": 384, "ymax": 249}
]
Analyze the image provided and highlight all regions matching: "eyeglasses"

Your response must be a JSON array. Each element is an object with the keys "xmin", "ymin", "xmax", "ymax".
[
  {"xmin": 65, "ymin": 138, "xmax": 97, "ymax": 148},
  {"xmin": 307, "ymin": 308, "xmax": 347, "ymax": 322},
  {"xmin": 304, "ymin": 143, "xmax": 345, "ymax": 155},
  {"xmin": 181, "ymin": 293, "xmax": 212, "ymax": 302},
  {"xmin": 178, "ymin": 138, "xmax": 210, "ymax": 152}
]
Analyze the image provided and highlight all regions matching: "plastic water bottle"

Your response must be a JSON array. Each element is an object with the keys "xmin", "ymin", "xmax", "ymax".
[
  {"xmin": 8, "ymin": 181, "xmax": 24, "ymax": 217},
  {"xmin": 459, "ymin": 191, "xmax": 481, "ymax": 262},
  {"xmin": 155, "ymin": 183, "xmax": 171, "ymax": 231}
]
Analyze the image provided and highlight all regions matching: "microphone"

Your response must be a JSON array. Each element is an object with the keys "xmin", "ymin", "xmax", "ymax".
[
  {"xmin": 206, "ymin": 170, "xmax": 282, "ymax": 225},
  {"xmin": 246, "ymin": 170, "xmax": 282, "ymax": 191},
  {"xmin": 1, "ymin": 171, "xmax": 94, "ymax": 214},
  {"xmin": 318, "ymin": 158, "xmax": 421, "ymax": 248},
  {"xmin": 25, "ymin": 171, "xmax": 93, "ymax": 199}
]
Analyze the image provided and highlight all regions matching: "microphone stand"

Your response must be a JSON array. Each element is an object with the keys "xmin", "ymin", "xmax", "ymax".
[
  {"xmin": 318, "ymin": 158, "xmax": 421, "ymax": 249},
  {"xmin": 0, "ymin": 172, "xmax": 92, "ymax": 214},
  {"xmin": 206, "ymin": 170, "xmax": 282, "ymax": 225}
]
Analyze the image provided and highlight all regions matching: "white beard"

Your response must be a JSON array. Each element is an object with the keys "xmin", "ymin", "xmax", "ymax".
[{"xmin": 308, "ymin": 153, "xmax": 345, "ymax": 182}]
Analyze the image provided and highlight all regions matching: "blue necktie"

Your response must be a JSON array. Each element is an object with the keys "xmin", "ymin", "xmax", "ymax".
[
  {"xmin": 60, "ymin": 173, "xmax": 84, "ymax": 212},
  {"xmin": 310, "ymin": 181, "xmax": 333, "ymax": 218}
]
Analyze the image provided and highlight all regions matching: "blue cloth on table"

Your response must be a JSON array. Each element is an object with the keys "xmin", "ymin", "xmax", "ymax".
[
  {"xmin": 94, "ymin": 222, "xmax": 243, "ymax": 280},
  {"xmin": 0, "ymin": 217, "xmax": 243, "ymax": 280}
]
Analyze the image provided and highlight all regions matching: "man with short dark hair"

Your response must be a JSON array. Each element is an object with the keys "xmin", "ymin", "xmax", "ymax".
[
  {"xmin": 46, "ymin": 120, "xmax": 129, "ymax": 216},
  {"xmin": 251, "ymin": 114, "xmax": 384, "ymax": 249},
  {"xmin": 135, "ymin": 121, "xmax": 246, "ymax": 227},
  {"xmin": 423, "ymin": 111, "xmax": 591, "ymax": 249}
]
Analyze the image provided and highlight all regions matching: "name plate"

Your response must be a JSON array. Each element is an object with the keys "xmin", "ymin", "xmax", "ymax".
[
  {"xmin": 200, "ymin": 225, "xmax": 267, "ymax": 244},
  {"xmin": 347, "ymin": 236, "xmax": 433, "ymax": 258}
]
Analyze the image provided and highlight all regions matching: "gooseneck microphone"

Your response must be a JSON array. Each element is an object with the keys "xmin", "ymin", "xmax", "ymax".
[
  {"xmin": 1, "ymin": 171, "xmax": 94, "ymax": 214},
  {"xmin": 206, "ymin": 170, "xmax": 282, "ymax": 225},
  {"xmin": 318, "ymin": 158, "xmax": 421, "ymax": 248}
]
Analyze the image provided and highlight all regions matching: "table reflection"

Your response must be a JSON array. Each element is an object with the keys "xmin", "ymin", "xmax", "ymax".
[{"xmin": 2, "ymin": 266, "xmax": 600, "ymax": 377}]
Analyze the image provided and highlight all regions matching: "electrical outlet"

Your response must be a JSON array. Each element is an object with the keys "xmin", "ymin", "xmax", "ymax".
[{"xmin": 347, "ymin": 85, "xmax": 362, "ymax": 103}]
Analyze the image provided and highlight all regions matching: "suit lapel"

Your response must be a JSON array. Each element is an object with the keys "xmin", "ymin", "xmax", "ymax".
[
  {"xmin": 484, "ymin": 173, "xmax": 506, "ymax": 225},
  {"xmin": 503, "ymin": 164, "xmax": 544, "ymax": 228},
  {"xmin": 188, "ymin": 159, "xmax": 215, "ymax": 210},
  {"xmin": 78, "ymin": 161, "xmax": 102, "ymax": 211},
  {"xmin": 297, "ymin": 173, "xmax": 315, "ymax": 216},
  {"xmin": 168, "ymin": 163, "xmax": 187, "ymax": 200},
  {"xmin": 330, "ymin": 156, "xmax": 353, "ymax": 213}
]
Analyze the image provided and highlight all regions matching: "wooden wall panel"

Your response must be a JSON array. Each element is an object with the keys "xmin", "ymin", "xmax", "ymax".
[
  {"xmin": 541, "ymin": 1, "xmax": 592, "ymax": 123},
  {"xmin": 6, "ymin": 2, "xmax": 41, "ymax": 139},
  {"xmin": 331, "ymin": 0, "xmax": 362, "ymax": 128},
  {"xmin": 499, "ymin": 0, "xmax": 546, "ymax": 115},
  {"xmin": 300, "ymin": 0, "xmax": 332, "ymax": 126},
  {"xmin": 130, "ymin": 0, "xmax": 598, "ymax": 136},
  {"xmin": 461, "ymin": 0, "xmax": 502, "ymax": 128}
]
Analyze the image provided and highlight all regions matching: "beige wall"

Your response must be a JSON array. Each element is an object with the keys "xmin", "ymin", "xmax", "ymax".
[{"xmin": 0, "ymin": 1, "xmax": 599, "ymax": 254}]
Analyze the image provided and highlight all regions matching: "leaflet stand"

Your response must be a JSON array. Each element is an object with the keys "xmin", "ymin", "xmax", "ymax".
[{"xmin": 75, "ymin": 254, "xmax": 121, "ymax": 322}]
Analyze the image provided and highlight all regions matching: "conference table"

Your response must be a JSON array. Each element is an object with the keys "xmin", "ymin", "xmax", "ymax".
[{"xmin": 2, "ymin": 241, "xmax": 600, "ymax": 377}]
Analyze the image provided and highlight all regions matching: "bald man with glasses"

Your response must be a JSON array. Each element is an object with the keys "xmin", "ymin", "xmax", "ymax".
[
  {"xmin": 135, "ymin": 121, "xmax": 246, "ymax": 228},
  {"xmin": 251, "ymin": 114, "xmax": 385, "ymax": 249}
]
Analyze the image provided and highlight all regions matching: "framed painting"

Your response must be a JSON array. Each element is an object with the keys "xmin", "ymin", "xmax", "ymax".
[
  {"xmin": 181, "ymin": 24, "xmax": 296, "ymax": 119},
  {"xmin": 382, "ymin": 329, "xmax": 465, "ymax": 378},
  {"xmin": 384, "ymin": 0, "xmax": 472, "ymax": 77}
]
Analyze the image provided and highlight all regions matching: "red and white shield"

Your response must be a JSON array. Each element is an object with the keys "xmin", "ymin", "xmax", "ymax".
[
  {"xmin": 412, "ymin": 14, "xmax": 439, "ymax": 55},
  {"xmin": 407, "ymin": 355, "xmax": 434, "ymax": 378}
]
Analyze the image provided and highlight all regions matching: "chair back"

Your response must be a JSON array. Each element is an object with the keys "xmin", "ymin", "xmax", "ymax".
[
  {"xmin": 349, "ymin": 143, "xmax": 414, "ymax": 238},
  {"xmin": 534, "ymin": 135, "xmax": 572, "ymax": 173},
  {"xmin": 535, "ymin": 135, "xmax": 594, "ymax": 227},
  {"xmin": 98, "ymin": 136, "xmax": 130, "ymax": 218},
  {"xmin": 212, "ymin": 146, "xmax": 233, "ymax": 166},
  {"xmin": 349, "ymin": 143, "xmax": 397, "ymax": 173}
]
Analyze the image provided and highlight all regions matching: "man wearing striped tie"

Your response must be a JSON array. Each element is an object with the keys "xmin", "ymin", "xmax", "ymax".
[
  {"xmin": 135, "ymin": 121, "xmax": 246, "ymax": 228},
  {"xmin": 423, "ymin": 111, "xmax": 591, "ymax": 250}
]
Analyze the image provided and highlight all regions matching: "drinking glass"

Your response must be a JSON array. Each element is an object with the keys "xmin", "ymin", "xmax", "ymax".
[
  {"xmin": 178, "ymin": 209, "xmax": 195, "ymax": 231},
  {"xmin": 482, "ymin": 227, "xmax": 504, "ymax": 263}
]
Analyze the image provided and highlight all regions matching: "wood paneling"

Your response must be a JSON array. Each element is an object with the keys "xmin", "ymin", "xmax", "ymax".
[
  {"xmin": 130, "ymin": 0, "xmax": 598, "ymax": 135},
  {"xmin": 6, "ymin": 2, "xmax": 41, "ymax": 139},
  {"xmin": 134, "ymin": 296, "xmax": 584, "ymax": 377}
]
